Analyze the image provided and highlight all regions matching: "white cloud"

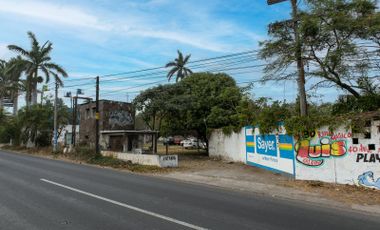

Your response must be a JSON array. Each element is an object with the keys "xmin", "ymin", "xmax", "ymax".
[
  {"xmin": 0, "ymin": 0, "xmax": 110, "ymax": 30},
  {"xmin": 0, "ymin": 43, "xmax": 13, "ymax": 60},
  {"xmin": 0, "ymin": 0, "xmax": 263, "ymax": 52}
]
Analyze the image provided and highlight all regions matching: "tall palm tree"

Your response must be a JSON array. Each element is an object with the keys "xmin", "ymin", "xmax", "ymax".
[
  {"xmin": 166, "ymin": 50, "xmax": 193, "ymax": 82},
  {"xmin": 0, "ymin": 58, "xmax": 25, "ymax": 114},
  {"xmin": 8, "ymin": 31, "xmax": 68, "ymax": 107},
  {"xmin": 0, "ymin": 59, "xmax": 9, "ymax": 109},
  {"xmin": 7, "ymin": 56, "xmax": 26, "ymax": 115}
]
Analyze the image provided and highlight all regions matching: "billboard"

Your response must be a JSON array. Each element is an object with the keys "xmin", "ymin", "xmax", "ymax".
[{"xmin": 245, "ymin": 126, "xmax": 295, "ymax": 176}]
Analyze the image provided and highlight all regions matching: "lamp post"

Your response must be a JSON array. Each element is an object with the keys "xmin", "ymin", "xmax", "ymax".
[{"xmin": 267, "ymin": 0, "xmax": 308, "ymax": 116}]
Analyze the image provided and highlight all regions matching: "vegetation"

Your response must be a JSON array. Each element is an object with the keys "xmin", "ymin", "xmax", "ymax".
[
  {"xmin": 0, "ymin": 98, "xmax": 70, "ymax": 147},
  {"xmin": 134, "ymin": 72, "xmax": 246, "ymax": 151},
  {"xmin": 259, "ymin": 0, "xmax": 379, "ymax": 98},
  {"xmin": 165, "ymin": 50, "xmax": 193, "ymax": 82},
  {"xmin": 7, "ymin": 31, "xmax": 68, "ymax": 107}
]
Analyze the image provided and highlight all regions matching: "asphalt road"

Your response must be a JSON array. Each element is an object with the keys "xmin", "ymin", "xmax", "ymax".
[{"xmin": 0, "ymin": 150, "xmax": 379, "ymax": 230}]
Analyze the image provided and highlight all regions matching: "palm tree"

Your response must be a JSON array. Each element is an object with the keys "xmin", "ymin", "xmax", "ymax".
[
  {"xmin": 0, "ymin": 59, "xmax": 9, "ymax": 109},
  {"xmin": 166, "ymin": 50, "xmax": 193, "ymax": 82},
  {"xmin": 8, "ymin": 31, "xmax": 68, "ymax": 107},
  {"xmin": 0, "ymin": 58, "xmax": 25, "ymax": 114},
  {"xmin": 7, "ymin": 56, "xmax": 26, "ymax": 115}
]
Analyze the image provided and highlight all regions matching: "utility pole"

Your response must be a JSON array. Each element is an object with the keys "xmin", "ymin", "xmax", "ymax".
[
  {"xmin": 267, "ymin": 0, "xmax": 308, "ymax": 116},
  {"xmin": 53, "ymin": 81, "xmax": 58, "ymax": 152},
  {"xmin": 72, "ymin": 95, "xmax": 77, "ymax": 147},
  {"xmin": 95, "ymin": 76, "xmax": 100, "ymax": 155}
]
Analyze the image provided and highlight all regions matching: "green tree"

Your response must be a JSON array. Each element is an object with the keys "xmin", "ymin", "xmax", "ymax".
[
  {"xmin": 22, "ymin": 98, "xmax": 69, "ymax": 147},
  {"xmin": 300, "ymin": 0, "xmax": 377, "ymax": 98},
  {"xmin": 165, "ymin": 50, "xmax": 193, "ymax": 82},
  {"xmin": 259, "ymin": 0, "xmax": 378, "ymax": 98},
  {"xmin": 8, "ymin": 31, "xmax": 68, "ymax": 107},
  {"xmin": 133, "ymin": 84, "xmax": 183, "ymax": 131},
  {"xmin": 0, "ymin": 59, "xmax": 21, "ymax": 110},
  {"xmin": 134, "ymin": 72, "xmax": 245, "ymax": 153}
]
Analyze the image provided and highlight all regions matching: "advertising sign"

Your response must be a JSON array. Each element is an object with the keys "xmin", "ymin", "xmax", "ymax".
[{"xmin": 245, "ymin": 126, "xmax": 295, "ymax": 176}]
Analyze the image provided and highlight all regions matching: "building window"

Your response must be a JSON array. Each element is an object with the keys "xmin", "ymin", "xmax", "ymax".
[
  {"xmin": 368, "ymin": 144, "xmax": 376, "ymax": 151},
  {"xmin": 92, "ymin": 107, "xmax": 96, "ymax": 118},
  {"xmin": 86, "ymin": 108, "xmax": 90, "ymax": 119},
  {"xmin": 352, "ymin": 138, "xmax": 359, "ymax": 144}
]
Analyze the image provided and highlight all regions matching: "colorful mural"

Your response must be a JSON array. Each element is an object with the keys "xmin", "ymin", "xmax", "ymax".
[
  {"xmin": 358, "ymin": 171, "xmax": 380, "ymax": 190},
  {"xmin": 295, "ymin": 138, "xmax": 347, "ymax": 167}
]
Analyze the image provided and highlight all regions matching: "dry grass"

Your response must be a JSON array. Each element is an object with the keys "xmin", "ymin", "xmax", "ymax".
[{"xmin": 280, "ymin": 179, "xmax": 380, "ymax": 205}]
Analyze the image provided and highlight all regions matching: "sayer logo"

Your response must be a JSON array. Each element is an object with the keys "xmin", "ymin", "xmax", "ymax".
[
  {"xmin": 295, "ymin": 137, "xmax": 347, "ymax": 167},
  {"xmin": 256, "ymin": 135, "xmax": 277, "ymax": 156}
]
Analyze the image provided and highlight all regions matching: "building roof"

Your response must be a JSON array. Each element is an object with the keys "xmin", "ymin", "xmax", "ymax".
[
  {"xmin": 79, "ymin": 99, "xmax": 132, "ymax": 106},
  {"xmin": 100, "ymin": 130, "xmax": 159, "ymax": 135}
]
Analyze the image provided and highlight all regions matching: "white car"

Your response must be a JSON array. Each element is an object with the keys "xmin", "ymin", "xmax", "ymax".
[{"xmin": 181, "ymin": 139, "xmax": 206, "ymax": 149}]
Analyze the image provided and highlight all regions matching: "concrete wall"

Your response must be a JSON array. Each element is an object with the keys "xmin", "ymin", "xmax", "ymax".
[
  {"xmin": 209, "ymin": 129, "xmax": 246, "ymax": 162},
  {"xmin": 208, "ymin": 118, "xmax": 380, "ymax": 189},
  {"xmin": 295, "ymin": 121, "xmax": 380, "ymax": 190},
  {"xmin": 101, "ymin": 151, "xmax": 178, "ymax": 168}
]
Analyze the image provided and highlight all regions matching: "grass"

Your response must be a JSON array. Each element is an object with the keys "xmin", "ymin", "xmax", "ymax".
[{"xmin": 156, "ymin": 143, "xmax": 207, "ymax": 156}]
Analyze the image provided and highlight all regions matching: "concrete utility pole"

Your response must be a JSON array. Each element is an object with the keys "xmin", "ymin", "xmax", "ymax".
[
  {"xmin": 95, "ymin": 76, "xmax": 100, "ymax": 155},
  {"xmin": 53, "ymin": 81, "xmax": 58, "ymax": 152},
  {"xmin": 267, "ymin": 0, "xmax": 308, "ymax": 116},
  {"xmin": 71, "ymin": 89, "xmax": 86, "ymax": 147}
]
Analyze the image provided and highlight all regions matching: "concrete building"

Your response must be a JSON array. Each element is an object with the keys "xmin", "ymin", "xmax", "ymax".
[
  {"xmin": 78, "ymin": 100, "xmax": 157, "ymax": 153},
  {"xmin": 79, "ymin": 100, "xmax": 134, "ymax": 146}
]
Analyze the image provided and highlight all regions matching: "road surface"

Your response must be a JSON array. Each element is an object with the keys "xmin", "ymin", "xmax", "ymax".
[{"xmin": 0, "ymin": 150, "xmax": 378, "ymax": 230}]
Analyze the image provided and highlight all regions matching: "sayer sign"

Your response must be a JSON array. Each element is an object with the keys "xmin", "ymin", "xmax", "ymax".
[
  {"xmin": 256, "ymin": 135, "xmax": 277, "ymax": 156},
  {"xmin": 245, "ymin": 127, "xmax": 295, "ymax": 176}
]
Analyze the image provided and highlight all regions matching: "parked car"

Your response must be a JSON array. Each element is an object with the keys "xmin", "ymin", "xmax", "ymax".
[
  {"xmin": 163, "ymin": 136, "xmax": 174, "ymax": 145},
  {"xmin": 173, "ymin": 135, "xmax": 184, "ymax": 145},
  {"xmin": 181, "ymin": 138, "xmax": 206, "ymax": 149}
]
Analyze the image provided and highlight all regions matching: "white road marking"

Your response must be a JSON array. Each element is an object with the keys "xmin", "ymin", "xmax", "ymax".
[{"xmin": 40, "ymin": 178, "xmax": 207, "ymax": 230}]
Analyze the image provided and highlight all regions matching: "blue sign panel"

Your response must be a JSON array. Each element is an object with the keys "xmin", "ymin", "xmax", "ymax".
[
  {"xmin": 255, "ymin": 135, "xmax": 277, "ymax": 157},
  {"xmin": 278, "ymin": 135, "xmax": 294, "ymax": 159}
]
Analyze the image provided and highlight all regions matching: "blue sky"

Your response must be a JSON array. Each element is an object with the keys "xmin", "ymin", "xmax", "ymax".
[{"xmin": 0, "ymin": 0, "xmax": 341, "ymax": 106}]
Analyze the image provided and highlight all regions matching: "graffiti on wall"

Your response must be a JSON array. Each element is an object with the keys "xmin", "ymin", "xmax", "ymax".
[
  {"xmin": 349, "ymin": 144, "xmax": 380, "ymax": 163},
  {"xmin": 295, "ymin": 131, "xmax": 348, "ymax": 167},
  {"xmin": 358, "ymin": 171, "xmax": 380, "ymax": 190},
  {"xmin": 108, "ymin": 111, "xmax": 133, "ymax": 128}
]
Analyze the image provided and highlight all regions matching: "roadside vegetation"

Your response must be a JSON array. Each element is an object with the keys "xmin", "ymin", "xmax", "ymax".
[{"xmin": 0, "ymin": 0, "xmax": 379, "ymax": 156}]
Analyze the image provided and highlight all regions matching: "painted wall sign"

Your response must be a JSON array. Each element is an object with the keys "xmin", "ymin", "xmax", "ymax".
[
  {"xmin": 245, "ymin": 126, "xmax": 295, "ymax": 176},
  {"xmin": 256, "ymin": 135, "xmax": 277, "ymax": 156}
]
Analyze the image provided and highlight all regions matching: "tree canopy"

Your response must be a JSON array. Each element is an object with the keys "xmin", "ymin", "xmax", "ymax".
[
  {"xmin": 133, "ymin": 72, "xmax": 247, "ymax": 150},
  {"xmin": 259, "ymin": 0, "xmax": 379, "ymax": 98}
]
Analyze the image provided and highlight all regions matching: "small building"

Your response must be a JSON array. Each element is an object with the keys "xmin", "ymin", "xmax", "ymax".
[
  {"xmin": 78, "ymin": 100, "xmax": 157, "ymax": 154},
  {"xmin": 59, "ymin": 125, "xmax": 79, "ymax": 146},
  {"xmin": 79, "ymin": 100, "xmax": 134, "ymax": 146},
  {"xmin": 100, "ymin": 130, "xmax": 158, "ymax": 154}
]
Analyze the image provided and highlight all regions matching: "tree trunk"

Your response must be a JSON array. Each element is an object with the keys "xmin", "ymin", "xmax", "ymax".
[
  {"xmin": 12, "ymin": 90, "xmax": 18, "ymax": 116},
  {"xmin": 0, "ymin": 96, "xmax": 3, "ymax": 110},
  {"xmin": 31, "ymin": 87, "xmax": 38, "ymax": 106},
  {"xmin": 31, "ymin": 70, "xmax": 38, "ymax": 106}
]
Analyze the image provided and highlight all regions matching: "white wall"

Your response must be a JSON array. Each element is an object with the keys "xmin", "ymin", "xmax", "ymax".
[
  {"xmin": 208, "ymin": 119, "xmax": 380, "ymax": 189},
  {"xmin": 209, "ymin": 129, "xmax": 246, "ymax": 162},
  {"xmin": 295, "ymin": 121, "xmax": 380, "ymax": 190},
  {"xmin": 101, "ymin": 151, "xmax": 178, "ymax": 168}
]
